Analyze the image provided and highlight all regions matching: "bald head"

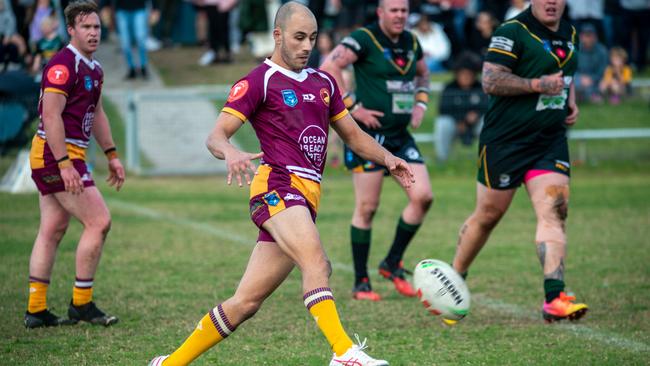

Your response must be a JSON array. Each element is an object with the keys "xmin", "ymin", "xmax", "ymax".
[{"xmin": 274, "ymin": 1, "xmax": 316, "ymax": 30}]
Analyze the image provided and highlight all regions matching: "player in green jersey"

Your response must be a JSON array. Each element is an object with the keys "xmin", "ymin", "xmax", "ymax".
[
  {"xmin": 321, "ymin": 0, "xmax": 433, "ymax": 301},
  {"xmin": 450, "ymin": 0, "xmax": 588, "ymax": 323}
]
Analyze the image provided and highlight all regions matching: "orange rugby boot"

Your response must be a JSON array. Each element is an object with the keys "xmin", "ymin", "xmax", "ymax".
[{"xmin": 542, "ymin": 292, "xmax": 589, "ymax": 323}]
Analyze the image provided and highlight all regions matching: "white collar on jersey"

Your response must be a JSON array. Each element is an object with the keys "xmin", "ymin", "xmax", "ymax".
[
  {"xmin": 66, "ymin": 44, "xmax": 98, "ymax": 70},
  {"xmin": 264, "ymin": 58, "xmax": 309, "ymax": 82}
]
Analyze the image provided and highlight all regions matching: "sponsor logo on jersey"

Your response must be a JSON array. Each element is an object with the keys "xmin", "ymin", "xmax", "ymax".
[
  {"xmin": 46, "ymin": 64, "xmax": 70, "ymax": 85},
  {"xmin": 499, "ymin": 174, "xmax": 511, "ymax": 187},
  {"xmin": 81, "ymin": 173, "xmax": 92, "ymax": 181},
  {"xmin": 282, "ymin": 89, "xmax": 298, "ymax": 107},
  {"xmin": 386, "ymin": 80, "xmax": 415, "ymax": 93},
  {"xmin": 303, "ymin": 93, "xmax": 316, "ymax": 102},
  {"xmin": 94, "ymin": 80, "xmax": 99, "ymax": 87},
  {"xmin": 227, "ymin": 80, "xmax": 249, "ymax": 102},
  {"xmin": 556, "ymin": 48, "xmax": 566, "ymax": 59},
  {"xmin": 264, "ymin": 192, "xmax": 281, "ymax": 206},
  {"xmin": 82, "ymin": 104, "xmax": 96, "ymax": 138},
  {"xmin": 284, "ymin": 193, "xmax": 306, "ymax": 203},
  {"xmin": 84, "ymin": 75, "xmax": 93, "ymax": 91},
  {"xmin": 489, "ymin": 36, "xmax": 514, "ymax": 52},
  {"xmin": 341, "ymin": 36, "xmax": 361, "ymax": 52},
  {"xmin": 299, "ymin": 125, "xmax": 327, "ymax": 167},
  {"xmin": 320, "ymin": 88, "xmax": 330, "ymax": 106},
  {"xmin": 542, "ymin": 40, "xmax": 552, "ymax": 53}
]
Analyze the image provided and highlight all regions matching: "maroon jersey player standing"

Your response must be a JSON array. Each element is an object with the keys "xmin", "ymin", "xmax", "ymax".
[{"xmin": 25, "ymin": 0, "xmax": 124, "ymax": 329}]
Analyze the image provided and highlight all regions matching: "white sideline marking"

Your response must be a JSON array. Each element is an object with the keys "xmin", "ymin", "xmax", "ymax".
[{"xmin": 108, "ymin": 198, "xmax": 650, "ymax": 354}]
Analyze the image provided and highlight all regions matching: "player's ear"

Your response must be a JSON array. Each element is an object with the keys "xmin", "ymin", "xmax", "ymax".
[{"xmin": 273, "ymin": 27, "xmax": 282, "ymax": 45}]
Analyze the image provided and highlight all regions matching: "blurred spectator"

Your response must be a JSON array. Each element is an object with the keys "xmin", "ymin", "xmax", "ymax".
[
  {"xmin": 481, "ymin": 0, "xmax": 509, "ymax": 21},
  {"xmin": 154, "ymin": 0, "xmax": 180, "ymax": 47},
  {"xmin": 112, "ymin": 0, "xmax": 155, "ymax": 79},
  {"xmin": 196, "ymin": 0, "xmax": 232, "ymax": 66},
  {"xmin": 410, "ymin": 14, "xmax": 450, "ymax": 73},
  {"xmin": 603, "ymin": 0, "xmax": 624, "ymax": 48},
  {"xmin": 567, "ymin": 0, "xmax": 605, "ymax": 43},
  {"xmin": 620, "ymin": 0, "xmax": 650, "ymax": 72},
  {"xmin": 434, "ymin": 52, "xmax": 487, "ymax": 164},
  {"xmin": 28, "ymin": 0, "xmax": 54, "ymax": 44},
  {"xmin": 575, "ymin": 23, "xmax": 607, "ymax": 103},
  {"xmin": 420, "ymin": 0, "xmax": 461, "ymax": 58},
  {"xmin": 466, "ymin": 10, "xmax": 497, "ymax": 57},
  {"xmin": 307, "ymin": 30, "xmax": 334, "ymax": 68},
  {"xmin": 599, "ymin": 46, "xmax": 632, "ymax": 105},
  {"xmin": 504, "ymin": 0, "xmax": 528, "ymax": 21},
  {"xmin": 1, "ymin": 0, "xmax": 27, "ymax": 71},
  {"xmin": 30, "ymin": 12, "xmax": 63, "ymax": 78}
]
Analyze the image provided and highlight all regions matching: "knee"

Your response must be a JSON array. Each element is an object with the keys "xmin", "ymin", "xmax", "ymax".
[
  {"xmin": 86, "ymin": 215, "xmax": 112, "ymax": 237},
  {"xmin": 541, "ymin": 185, "xmax": 569, "ymax": 223},
  {"xmin": 474, "ymin": 204, "xmax": 506, "ymax": 230},
  {"xmin": 46, "ymin": 221, "xmax": 69, "ymax": 243},
  {"xmin": 412, "ymin": 191, "xmax": 434, "ymax": 212},
  {"xmin": 356, "ymin": 199, "xmax": 379, "ymax": 222}
]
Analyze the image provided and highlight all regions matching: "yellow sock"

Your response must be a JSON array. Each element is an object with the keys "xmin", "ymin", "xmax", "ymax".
[
  {"xmin": 72, "ymin": 277, "xmax": 93, "ymax": 306},
  {"xmin": 164, "ymin": 304, "xmax": 234, "ymax": 366},
  {"xmin": 28, "ymin": 277, "xmax": 49, "ymax": 313},
  {"xmin": 304, "ymin": 287, "xmax": 353, "ymax": 356}
]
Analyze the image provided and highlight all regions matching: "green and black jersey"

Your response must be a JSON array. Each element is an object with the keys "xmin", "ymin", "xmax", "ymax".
[
  {"xmin": 481, "ymin": 8, "xmax": 578, "ymax": 145},
  {"xmin": 341, "ymin": 22, "xmax": 423, "ymax": 138}
]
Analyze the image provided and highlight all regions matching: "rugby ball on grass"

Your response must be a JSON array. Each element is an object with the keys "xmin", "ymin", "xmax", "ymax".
[{"xmin": 414, "ymin": 259, "xmax": 470, "ymax": 321}]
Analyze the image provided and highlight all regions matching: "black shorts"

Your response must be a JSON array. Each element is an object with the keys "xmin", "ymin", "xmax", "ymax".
[
  {"xmin": 344, "ymin": 131, "xmax": 425, "ymax": 174},
  {"xmin": 477, "ymin": 136, "xmax": 570, "ymax": 189}
]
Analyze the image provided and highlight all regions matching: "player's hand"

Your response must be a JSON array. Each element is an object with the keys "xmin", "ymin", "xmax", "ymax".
[
  {"xmin": 60, "ymin": 165, "xmax": 84, "ymax": 195},
  {"xmin": 385, "ymin": 155, "xmax": 415, "ymax": 189},
  {"xmin": 225, "ymin": 150, "xmax": 263, "ymax": 187},
  {"xmin": 410, "ymin": 103, "xmax": 426, "ymax": 129},
  {"xmin": 107, "ymin": 158, "xmax": 126, "ymax": 191},
  {"xmin": 352, "ymin": 104, "xmax": 384, "ymax": 129},
  {"xmin": 565, "ymin": 101, "xmax": 579, "ymax": 126},
  {"xmin": 535, "ymin": 71, "xmax": 564, "ymax": 95}
]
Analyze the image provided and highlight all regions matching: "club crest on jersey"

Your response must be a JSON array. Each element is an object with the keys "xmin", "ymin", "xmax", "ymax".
[
  {"xmin": 282, "ymin": 89, "xmax": 298, "ymax": 107},
  {"xmin": 84, "ymin": 75, "xmax": 92, "ymax": 91},
  {"xmin": 320, "ymin": 88, "xmax": 330, "ymax": 106},
  {"xmin": 542, "ymin": 40, "xmax": 552, "ymax": 53},
  {"xmin": 264, "ymin": 192, "xmax": 281, "ymax": 206}
]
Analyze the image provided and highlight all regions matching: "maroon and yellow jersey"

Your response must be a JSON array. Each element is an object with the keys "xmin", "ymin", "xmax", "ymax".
[
  {"xmin": 222, "ymin": 59, "xmax": 348, "ymax": 212},
  {"xmin": 36, "ymin": 44, "xmax": 103, "ymax": 151}
]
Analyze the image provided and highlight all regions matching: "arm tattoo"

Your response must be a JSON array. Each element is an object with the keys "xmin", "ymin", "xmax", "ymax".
[{"xmin": 482, "ymin": 62, "xmax": 535, "ymax": 96}]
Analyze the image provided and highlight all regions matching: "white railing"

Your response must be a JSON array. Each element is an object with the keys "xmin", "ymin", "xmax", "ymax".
[{"xmin": 414, "ymin": 128, "xmax": 650, "ymax": 162}]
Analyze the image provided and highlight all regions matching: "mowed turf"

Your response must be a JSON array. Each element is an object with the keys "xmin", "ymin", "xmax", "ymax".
[{"xmin": 1, "ymin": 166, "xmax": 649, "ymax": 365}]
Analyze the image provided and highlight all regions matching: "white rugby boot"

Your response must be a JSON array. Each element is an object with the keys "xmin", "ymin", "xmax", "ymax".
[
  {"xmin": 329, "ymin": 335, "xmax": 389, "ymax": 366},
  {"xmin": 148, "ymin": 355, "xmax": 169, "ymax": 365}
]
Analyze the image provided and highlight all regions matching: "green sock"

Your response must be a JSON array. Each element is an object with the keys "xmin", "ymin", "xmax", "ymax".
[
  {"xmin": 544, "ymin": 279, "xmax": 565, "ymax": 302},
  {"xmin": 384, "ymin": 217, "xmax": 420, "ymax": 269},
  {"xmin": 351, "ymin": 226, "xmax": 371, "ymax": 283}
]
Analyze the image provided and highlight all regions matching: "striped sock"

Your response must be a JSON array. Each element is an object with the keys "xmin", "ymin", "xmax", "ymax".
[
  {"xmin": 28, "ymin": 276, "xmax": 50, "ymax": 313},
  {"xmin": 72, "ymin": 277, "xmax": 93, "ymax": 306},
  {"xmin": 164, "ymin": 304, "xmax": 235, "ymax": 366},
  {"xmin": 304, "ymin": 287, "xmax": 353, "ymax": 356}
]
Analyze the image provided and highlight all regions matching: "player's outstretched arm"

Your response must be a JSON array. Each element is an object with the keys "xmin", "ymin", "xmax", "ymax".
[
  {"xmin": 332, "ymin": 114, "xmax": 414, "ymax": 188},
  {"xmin": 482, "ymin": 62, "xmax": 564, "ymax": 96},
  {"xmin": 93, "ymin": 98, "xmax": 125, "ymax": 191},
  {"xmin": 42, "ymin": 92, "xmax": 84, "ymax": 194},
  {"xmin": 206, "ymin": 112, "xmax": 263, "ymax": 187}
]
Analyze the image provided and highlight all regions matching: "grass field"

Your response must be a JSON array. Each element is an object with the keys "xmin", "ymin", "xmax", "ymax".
[
  {"xmin": 1, "ymin": 168, "xmax": 649, "ymax": 365},
  {"xmin": 1, "ymin": 51, "xmax": 649, "ymax": 364}
]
